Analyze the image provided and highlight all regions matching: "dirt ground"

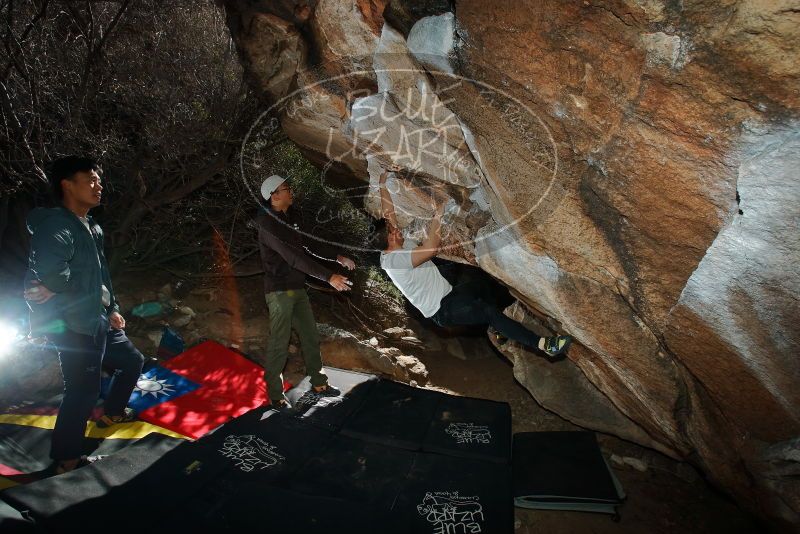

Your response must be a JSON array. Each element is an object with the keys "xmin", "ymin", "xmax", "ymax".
[{"xmin": 120, "ymin": 271, "xmax": 764, "ymax": 534}]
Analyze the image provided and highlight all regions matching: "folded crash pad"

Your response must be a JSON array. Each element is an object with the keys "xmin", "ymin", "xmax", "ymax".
[{"xmin": 512, "ymin": 431, "xmax": 625, "ymax": 516}]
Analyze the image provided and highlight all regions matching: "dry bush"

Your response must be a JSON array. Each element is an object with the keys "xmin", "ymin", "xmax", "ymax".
[{"xmin": 0, "ymin": 0, "xmax": 258, "ymax": 277}]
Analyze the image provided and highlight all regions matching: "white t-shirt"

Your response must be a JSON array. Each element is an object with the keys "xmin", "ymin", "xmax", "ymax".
[{"xmin": 380, "ymin": 241, "xmax": 452, "ymax": 318}]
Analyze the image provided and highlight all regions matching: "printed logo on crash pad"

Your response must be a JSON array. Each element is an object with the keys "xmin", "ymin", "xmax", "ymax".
[
  {"xmin": 219, "ymin": 434, "xmax": 285, "ymax": 472},
  {"xmin": 127, "ymin": 366, "xmax": 200, "ymax": 412},
  {"xmin": 445, "ymin": 422, "xmax": 492, "ymax": 444},
  {"xmin": 417, "ymin": 491, "xmax": 484, "ymax": 532}
]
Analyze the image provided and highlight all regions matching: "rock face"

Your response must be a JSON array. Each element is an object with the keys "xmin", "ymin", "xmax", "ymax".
[
  {"xmin": 223, "ymin": 0, "xmax": 800, "ymax": 527},
  {"xmin": 317, "ymin": 323, "xmax": 428, "ymax": 381}
]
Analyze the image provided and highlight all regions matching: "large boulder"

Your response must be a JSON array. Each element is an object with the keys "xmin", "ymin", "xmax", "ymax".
[{"xmin": 223, "ymin": 0, "xmax": 800, "ymax": 527}]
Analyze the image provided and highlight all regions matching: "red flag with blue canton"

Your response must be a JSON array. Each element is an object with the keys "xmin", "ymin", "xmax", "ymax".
[{"xmin": 135, "ymin": 340, "xmax": 267, "ymax": 439}]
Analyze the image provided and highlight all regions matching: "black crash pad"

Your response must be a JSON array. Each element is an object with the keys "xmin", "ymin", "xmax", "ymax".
[
  {"xmin": 0, "ymin": 421, "xmax": 138, "ymax": 477},
  {"xmin": 391, "ymin": 451, "xmax": 514, "ymax": 534},
  {"xmin": 0, "ymin": 499, "xmax": 35, "ymax": 533},
  {"xmin": 161, "ymin": 483, "xmax": 405, "ymax": 533},
  {"xmin": 163, "ymin": 432, "xmax": 415, "ymax": 532},
  {"xmin": 340, "ymin": 379, "xmax": 444, "ymax": 450},
  {"xmin": 0, "ymin": 433, "xmax": 224, "ymax": 529},
  {"xmin": 421, "ymin": 394, "xmax": 511, "ymax": 464},
  {"xmin": 196, "ymin": 408, "xmax": 332, "ymax": 486},
  {"xmin": 513, "ymin": 431, "xmax": 625, "ymax": 515},
  {"xmin": 289, "ymin": 432, "xmax": 416, "ymax": 510}
]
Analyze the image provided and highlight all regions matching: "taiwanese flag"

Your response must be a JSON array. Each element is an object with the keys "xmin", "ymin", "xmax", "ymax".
[{"xmin": 133, "ymin": 340, "xmax": 267, "ymax": 439}]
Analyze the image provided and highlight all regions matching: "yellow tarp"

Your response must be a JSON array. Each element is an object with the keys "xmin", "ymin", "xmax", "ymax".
[{"xmin": 0, "ymin": 414, "xmax": 190, "ymax": 440}]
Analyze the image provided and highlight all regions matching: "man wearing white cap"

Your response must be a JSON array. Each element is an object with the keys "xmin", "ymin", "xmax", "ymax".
[{"xmin": 257, "ymin": 175, "xmax": 355, "ymax": 410}]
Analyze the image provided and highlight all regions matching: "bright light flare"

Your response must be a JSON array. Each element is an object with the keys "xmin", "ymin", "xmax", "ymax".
[{"xmin": 0, "ymin": 322, "xmax": 20, "ymax": 357}]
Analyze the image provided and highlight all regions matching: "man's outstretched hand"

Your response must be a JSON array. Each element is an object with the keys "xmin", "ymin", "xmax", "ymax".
[
  {"xmin": 329, "ymin": 273, "xmax": 352, "ymax": 292},
  {"xmin": 24, "ymin": 280, "xmax": 55, "ymax": 304},
  {"xmin": 109, "ymin": 311, "xmax": 126, "ymax": 330},
  {"xmin": 337, "ymin": 255, "xmax": 356, "ymax": 270}
]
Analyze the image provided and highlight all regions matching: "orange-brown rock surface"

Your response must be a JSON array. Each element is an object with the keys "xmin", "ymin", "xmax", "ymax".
[{"xmin": 222, "ymin": 0, "xmax": 800, "ymax": 527}]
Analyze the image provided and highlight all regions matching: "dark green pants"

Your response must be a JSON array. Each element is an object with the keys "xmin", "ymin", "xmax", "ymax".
[{"xmin": 264, "ymin": 289, "xmax": 327, "ymax": 403}]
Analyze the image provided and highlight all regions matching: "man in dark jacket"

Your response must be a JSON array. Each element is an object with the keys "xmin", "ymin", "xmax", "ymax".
[
  {"xmin": 257, "ymin": 175, "xmax": 354, "ymax": 409},
  {"xmin": 24, "ymin": 156, "xmax": 144, "ymax": 474}
]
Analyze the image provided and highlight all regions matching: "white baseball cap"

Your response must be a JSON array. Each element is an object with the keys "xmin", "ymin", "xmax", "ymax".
[{"xmin": 260, "ymin": 175, "xmax": 286, "ymax": 200}]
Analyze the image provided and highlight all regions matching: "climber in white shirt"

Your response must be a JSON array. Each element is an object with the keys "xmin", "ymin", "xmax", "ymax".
[{"xmin": 378, "ymin": 164, "xmax": 572, "ymax": 359}]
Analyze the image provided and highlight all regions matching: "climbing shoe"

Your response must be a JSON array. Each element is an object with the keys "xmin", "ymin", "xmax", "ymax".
[
  {"xmin": 96, "ymin": 407, "xmax": 137, "ymax": 428},
  {"xmin": 542, "ymin": 335, "xmax": 572, "ymax": 358},
  {"xmin": 489, "ymin": 328, "xmax": 509, "ymax": 346}
]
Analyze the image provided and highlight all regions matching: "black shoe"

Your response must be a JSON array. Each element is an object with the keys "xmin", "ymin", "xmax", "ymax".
[
  {"xmin": 489, "ymin": 328, "xmax": 509, "ymax": 346},
  {"xmin": 96, "ymin": 407, "xmax": 137, "ymax": 428},
  {"xmin": 313, "ymin": 384, "xmax": 341, "ymax": 397},
  {"xmin": 269, "ymin": 398, "xmax": 292, "ymax": 412}
]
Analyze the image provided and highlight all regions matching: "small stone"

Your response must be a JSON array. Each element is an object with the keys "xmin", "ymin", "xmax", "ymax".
[
  {"xmin": 514, "ymin": 519, "xmax": 522, "ymax": 530},
  {"xmin": 368, "ymin": 337, "xmax": 379, "ymax": 347},
  {"xmin": 611, "ymin": 454, "xmax": 648, "ymax": 472},
  {"xmin": 421, "ymin": 336, "xmax": 442, "ymax": 352},
  {"xmin": 410, "ymin": 380, "xmax": 418, "ymax": 387},
  {"xmin": 146, "ymin": 329, "xmax": 163, "ymax": 348},
  {"xmin": 288, "ymin": 344, "xmax": 299, "ymax": 354},
  {"xmin": 623, "ymin": 456, "xmax": 648, "ymax": 472},
  {"xmin": 172, "ymin": 315, "xmax": 192, "ymax": 328},
  {"xmin": 178, "ymin": 306, "xmax": 195, "ymax": 316},
  {"xmin": 382, "ymin": 326, "xmax": 406, "ymax": 339}
]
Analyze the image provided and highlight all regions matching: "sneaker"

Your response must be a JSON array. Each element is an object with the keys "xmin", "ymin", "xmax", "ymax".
[
  {"xmin": 269, "ymin": 398, "xmax": 292, "ymax": 412},
  {"xmin": 96, "ymin": 407, "xmax": 137, "ymax": 428},
  {"xmin": 312, "ymin": 384, "xmax": 341, "ymax": 397},
  {"xmin": 543, "ymin": 335, "xmax": 572, "ymax": 358}
]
